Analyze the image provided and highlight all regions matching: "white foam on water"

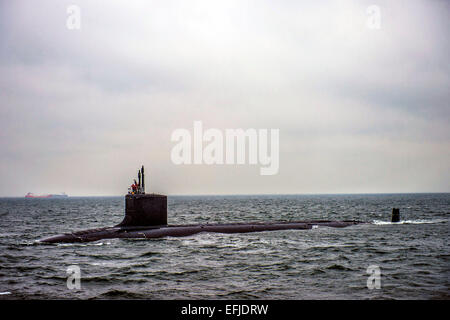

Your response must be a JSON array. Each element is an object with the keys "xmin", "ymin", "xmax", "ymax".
[
  {"xmin": 372, "ymin": 219, "xmax": 447, "ymax": 225},
  {"xmin": 55, "ymin": 241, "xmax": 112, "ymax": 247},
  {"xmin": 180, "ymin": 233, "xmax": 219, "ymax": 247},
  {"xmin": 93, "ymin": 241, "xmax": 111, "ymax": 246},
  {"xmin": 0, "ymin": 291, "xmax": 11, "ymax": 295},
  {"xmin": 88, "ymin": 261, "xmax": 132, "ymax": 267}
]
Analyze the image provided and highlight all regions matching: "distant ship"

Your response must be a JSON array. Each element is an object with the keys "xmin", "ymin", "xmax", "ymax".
[{"xmin": 25, "ymin": 192, "xmax": 68, "ymax": 198}]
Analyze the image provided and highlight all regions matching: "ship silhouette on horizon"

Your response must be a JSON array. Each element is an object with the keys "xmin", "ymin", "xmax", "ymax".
[{"xmin": 25, "ymin": 192, "xmax": 68, "ymax": 199}]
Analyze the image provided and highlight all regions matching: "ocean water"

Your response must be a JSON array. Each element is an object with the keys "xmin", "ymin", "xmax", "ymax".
[{"xmin": 0, "ymin": 194, "xmax": 448, "ymax": 300}]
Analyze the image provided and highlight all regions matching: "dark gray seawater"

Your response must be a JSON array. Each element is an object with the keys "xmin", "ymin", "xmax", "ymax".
[{"xmin": 0, "ymin": 194, "xmax": 448, "ymax": 299}]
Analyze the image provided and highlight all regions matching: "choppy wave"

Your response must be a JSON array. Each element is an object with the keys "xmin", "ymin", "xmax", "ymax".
[
  {"xmin": 55, "ymin": 241, "xmax": 112, "ymax": 247},
  {"xmin": 0, "ymin": 194, "xmax": 449, "ymax": 299}
]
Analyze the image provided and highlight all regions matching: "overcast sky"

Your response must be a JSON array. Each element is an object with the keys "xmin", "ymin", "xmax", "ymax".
[{"xmin": 0, "ymin": 0, "xmax": 449, "ymax": 196}]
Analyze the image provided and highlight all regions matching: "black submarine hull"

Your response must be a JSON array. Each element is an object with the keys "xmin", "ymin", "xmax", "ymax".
[
  {"xmin": 39, "ymin": 189, "xmax": 366, "ymax": 244},
  {"xmin": 39, "ymin": 220, "xmax": 364, "ymax": 243}
]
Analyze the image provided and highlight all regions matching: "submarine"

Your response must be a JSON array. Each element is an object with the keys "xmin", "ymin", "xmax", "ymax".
[{"xmin": 40, "ymin": 166, "xmax": 370, "ymax": 244}]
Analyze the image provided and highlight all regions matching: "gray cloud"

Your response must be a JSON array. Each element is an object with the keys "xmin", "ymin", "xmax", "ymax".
[{"xmin": 0, "ymin": 0, "xmax": 449, "ymax": 196}]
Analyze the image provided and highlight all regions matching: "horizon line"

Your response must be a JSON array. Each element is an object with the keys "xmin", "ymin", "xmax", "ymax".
[{"xmin": 1, "ymin": 191, "xmax": 449, "ymax": 198}]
